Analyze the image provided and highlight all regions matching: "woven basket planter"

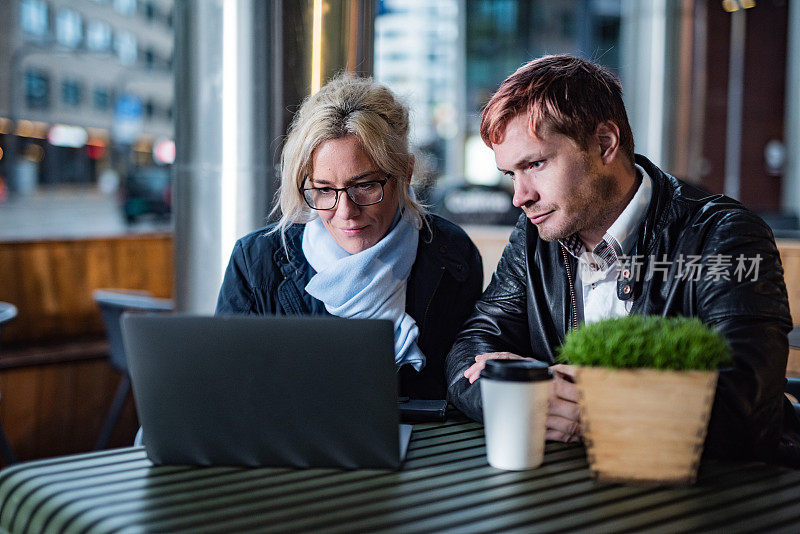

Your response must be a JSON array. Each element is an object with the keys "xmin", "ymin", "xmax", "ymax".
[{"xmin": 575, "ymin": 367, "xmax": 718, "ymax": 485}]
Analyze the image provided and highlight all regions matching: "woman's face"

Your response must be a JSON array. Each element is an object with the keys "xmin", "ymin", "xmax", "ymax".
[{"xmin": 308, "ymin": 135, "xmax": 399, "ymax": 254}]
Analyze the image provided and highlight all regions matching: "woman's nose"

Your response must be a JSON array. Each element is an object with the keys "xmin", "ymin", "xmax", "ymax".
[
  {"xmin": 334, "ymin": 191, "xmax": 360, "ymax": 219},
  {"xmin": 512, "ymin": 176, "xmax": 538, "ymax": 208}
]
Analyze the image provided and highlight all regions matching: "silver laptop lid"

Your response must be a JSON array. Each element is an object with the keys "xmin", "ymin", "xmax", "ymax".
[{"xmin": 122, "ymin": 314, "xmax": 402, "ymax": 469}]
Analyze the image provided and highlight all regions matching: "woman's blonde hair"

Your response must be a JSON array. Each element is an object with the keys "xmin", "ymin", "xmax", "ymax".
[{"xmin": 271, "ymin": 74, "xmax": 426, "ymax": 245}]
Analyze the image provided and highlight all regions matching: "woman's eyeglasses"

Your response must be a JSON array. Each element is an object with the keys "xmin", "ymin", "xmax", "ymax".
[{"xmin": 301, "ymin": 175, "xmax": 390, "ymax": 211}]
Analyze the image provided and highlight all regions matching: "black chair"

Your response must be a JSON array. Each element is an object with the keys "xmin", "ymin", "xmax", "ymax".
[
  {"xmin": 93, "ymin": 290, "xmax": 173, "ymax": 450},
  {"xmin": 0, "ymin": 302, "xmax": 19, "ymax": 464}
]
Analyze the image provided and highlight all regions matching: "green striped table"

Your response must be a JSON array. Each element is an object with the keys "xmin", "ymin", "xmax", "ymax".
[{"xmin": 1, "ymin": 418, "xmax": 800, "ymax": 533}]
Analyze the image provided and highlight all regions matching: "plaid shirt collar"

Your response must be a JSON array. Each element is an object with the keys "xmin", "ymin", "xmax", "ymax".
[
  {"xmin": 559, "ymin": 165, "xmax": 652, "ymax": 270},
  {"xmin": 559, "ymin": 232, "xmax": 622, "ymax": 271}
]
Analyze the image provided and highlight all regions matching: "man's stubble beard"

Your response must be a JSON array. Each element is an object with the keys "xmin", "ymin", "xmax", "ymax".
[{"xmin": 536, "ymin": 171, "xmax": 621, "ymax": 243}]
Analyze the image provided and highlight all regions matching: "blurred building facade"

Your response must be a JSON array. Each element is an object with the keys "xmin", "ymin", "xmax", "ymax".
[
  {"xmin": 373, "ymin": 0, "xmax": 797, "ymax": 225},
  {"xmin": 0, "ymin": 0, "xmax": 174, "ymax": 191},
  {"xmin": 0, "ymin": 1, "xmax": 796, "ymax": 249},
  {"xmin": 374, "ymin": 0, "xmax": 461, "ymax": 181}
]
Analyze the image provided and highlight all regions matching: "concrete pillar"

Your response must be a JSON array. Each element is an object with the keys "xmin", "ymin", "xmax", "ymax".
[
  {"xmin": 173, "ymin": 0, "xmax": 270, "ymax": 313},
  {"xmin": 173, "ymin": 1, "xmax": 374, "ymax": 313}
]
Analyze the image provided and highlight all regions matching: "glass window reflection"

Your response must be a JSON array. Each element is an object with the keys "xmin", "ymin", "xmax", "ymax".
[
  {"xmin": 20, "ymin": 0, "xmax": 49, "ymax": 38},
  {"xmin": 61, "ymin": 79, "xmax": 83, "ymax": 107},
  {"xmin": 113, "ymin": 0, "xmax": 136, "ymax": 16},
  {"xmin": 86, "ymin": 20, "xmax": 112, "ymax": 51},
  {"xmin": 115, "ymin": 31, "xmax": 138, "ymax": 65},
  {"xmin": 24, "ymin": 69, "xmax": 50, "ymax": 109},
  {"xmin": 55, "ymin": 8, "xmax": 83, "ymax": 48},
  {"xmin": 375, "ymin": 0, "xmax": 622, "ymax": 224},
  {"xmin": 93, "ymin": 87, "xmax": 111, "ymax": 111},
  {"xmin": 1, "ymin": 0, "xmax": 175, "ymax": 240}
]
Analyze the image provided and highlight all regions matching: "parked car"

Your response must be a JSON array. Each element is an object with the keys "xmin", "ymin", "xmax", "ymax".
[{"xmin": 122, "ymin": 166, "xmax": 172, "ymax": 223}]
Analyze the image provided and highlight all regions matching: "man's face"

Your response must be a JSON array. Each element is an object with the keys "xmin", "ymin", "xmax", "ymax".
[{"xmin": 492, "ymin": 113, "xmax": 619, "ymax": 244}]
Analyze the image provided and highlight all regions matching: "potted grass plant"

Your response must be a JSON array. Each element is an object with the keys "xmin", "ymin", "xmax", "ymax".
[{"xmin": 557, "ymin": 315, "xmax": 731, "ymax": 485}]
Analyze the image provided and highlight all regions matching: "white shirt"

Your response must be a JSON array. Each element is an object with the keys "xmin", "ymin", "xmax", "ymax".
[{"xmin": 559, "ymin": 165, "xmax": 653, "ymax": 325}]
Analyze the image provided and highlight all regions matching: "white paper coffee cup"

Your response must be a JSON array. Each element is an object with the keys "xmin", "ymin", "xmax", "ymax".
[{"xmin": 480, "ymin": 359, "xmax": 551, "ymax": 470}]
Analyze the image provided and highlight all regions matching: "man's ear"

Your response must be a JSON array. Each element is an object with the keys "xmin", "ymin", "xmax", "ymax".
[{"xmin": 595, "ymin": 121, "xmax": 621, "ymax": 165}]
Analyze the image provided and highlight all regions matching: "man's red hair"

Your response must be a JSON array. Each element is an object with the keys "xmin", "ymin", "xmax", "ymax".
[{"xmin": 480, "ymin": 55, "xmax": 634, "ymax": 164}]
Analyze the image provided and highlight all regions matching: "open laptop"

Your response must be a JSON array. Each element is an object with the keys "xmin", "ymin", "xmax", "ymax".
[{"xmin": 121, "ymin": 314, "xmax": 412, "ymax": 469}]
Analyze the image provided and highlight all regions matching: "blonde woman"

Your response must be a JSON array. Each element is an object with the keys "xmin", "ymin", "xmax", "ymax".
[{"xmin": 216, "ymin": 75, "xmax": 483, "ymax": 400}]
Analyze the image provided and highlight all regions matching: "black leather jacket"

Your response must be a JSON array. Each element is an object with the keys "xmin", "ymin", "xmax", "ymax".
[
  {"xmin": 216, "ymin": 214, "xmax": 483, "ymax": 400},
  {"xmin": 446, "ymin": 154, "xmax": 800, "ymax": 466}
]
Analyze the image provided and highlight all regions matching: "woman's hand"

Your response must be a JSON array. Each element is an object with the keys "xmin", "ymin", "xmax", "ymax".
[{"xmin": 463, "ymin": 352, "xmax": 531, "ymax": 384}]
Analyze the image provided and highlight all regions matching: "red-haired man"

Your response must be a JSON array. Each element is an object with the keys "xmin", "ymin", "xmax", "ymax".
[{"xmin": 446, "ymin": 54, "xmax": 800, "ymax": 465}]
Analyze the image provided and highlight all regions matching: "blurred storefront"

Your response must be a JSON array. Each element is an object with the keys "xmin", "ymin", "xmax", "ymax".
[{"xmin": 0, "ymin": 0, "xmax": 174, "ymax": 205}]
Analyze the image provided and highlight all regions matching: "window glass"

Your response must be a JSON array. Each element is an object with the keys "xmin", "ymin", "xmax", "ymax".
[
  {"xmin": 375, "ymin": 0, "xmax": 622, "ymax": 224},
  {"xmin": 113, "ymin": 0, "xmax": 137, "ymax": 16},
  {"xmin": 86, "ymin": 20, "xmax": 112, "ymax": 51},
  {"xmin": 20, "ymin": 0, "xmax": 49, "ymax": 37},
  {"xmin": 115, "ymin": 32, "xmax": 138, "ymax": 65},
  {"xmin": 2, "ymin": 1, "xmax": 175, "ymax": 240},
  {"xmin": 55, "ymin": 9, "xmax": 83, "ymax": 48},
  {"xmin": 24, "ymin": 70, "xmax": 50, "ymax": 109},
  {"xmin": 375, "ymin": 0, "xmax": 460, "ymax": 183},
  {"xmin": 61, "ymin": 79, "xmax": 83, "ymax": 107},
  {"xmin": 93, "ymin": 87, "xmax": 112, "ymax": 111},
  {"xmin": 144, "ymin": 48, "xmax": 155, "ymax": 69}
]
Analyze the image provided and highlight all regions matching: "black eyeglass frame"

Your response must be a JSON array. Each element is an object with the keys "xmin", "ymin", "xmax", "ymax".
[{"xmin": 300, "ymin": 175, "xmax": 391, "ymax": 211}]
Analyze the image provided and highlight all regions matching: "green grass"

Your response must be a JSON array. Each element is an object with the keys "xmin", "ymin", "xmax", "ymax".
[{"xmin": 556, "ymin": 315, "xmax": 731, "ymax": 370}]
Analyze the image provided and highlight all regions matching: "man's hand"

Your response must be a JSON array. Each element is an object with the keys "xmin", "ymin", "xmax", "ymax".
[
  {"xmin": 463, "ymin": 352, "xmax": 530, "ymax": 384},
  {"xmin": 465, "ymin": 356, "xmax": 582, "ymax": 443},
  {"xmin": 547, "ymin": 364, "xmax": 581, "ymax": 443}
]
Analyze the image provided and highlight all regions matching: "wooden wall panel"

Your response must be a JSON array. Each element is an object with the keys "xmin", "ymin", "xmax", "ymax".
[
  {"xmin": 0, "ymin": 359, "xmax": 139, "ymax": 465},
  {"xmin": 0, "ymin": 234, "xmax": 173, "ymax": 346},
  {"xmin": 777, "ymin": 239, "xmax": 800, "ymax": 326},
  {"xmin": 0, "ymin": 246, "xmax": 23, "ymax": 326},
  {"xmin": 0, "ymin": 234, "xmax": 168, "ymax": 463},
  {"xmin": 1, "ymin": 366, "xmax": 39, "ymax": 462},
  {"xmin": 463, "ymin": 225, "xmax": 514, "ymax": 290},
  {"xmin": 786, "ymin": 349, "xmax": 800, "ymax": 379}
]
